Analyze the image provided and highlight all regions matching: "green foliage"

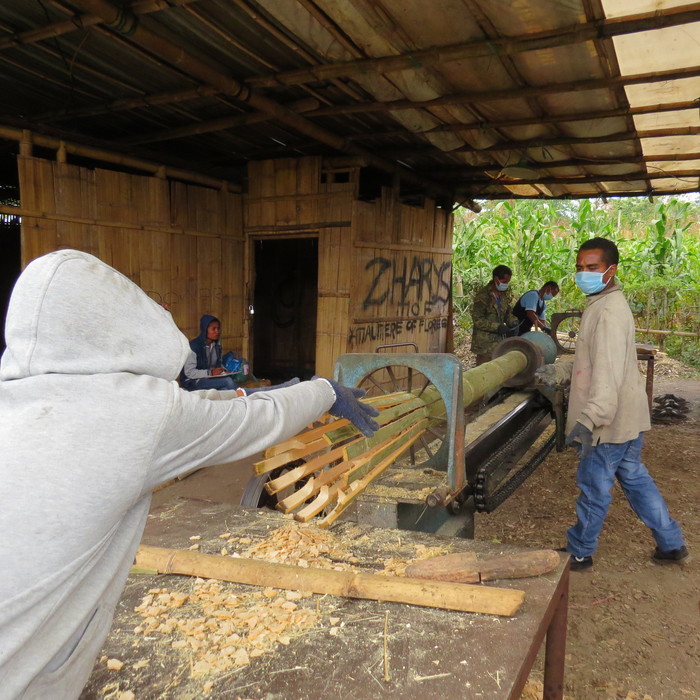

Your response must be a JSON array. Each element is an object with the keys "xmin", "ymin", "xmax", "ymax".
[{"xmin": 452, "ymin": 197, "xmax": 700, "ymax": 368}]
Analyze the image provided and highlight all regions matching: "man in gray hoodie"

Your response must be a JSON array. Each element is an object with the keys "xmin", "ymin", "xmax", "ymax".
[{"xmin": 0, "ymin": 250, "xmax": 378, "ymax": 699}]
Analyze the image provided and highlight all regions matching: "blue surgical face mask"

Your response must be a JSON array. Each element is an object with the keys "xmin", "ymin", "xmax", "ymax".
[
  {"xmin": 495, "ymin": 281, "xmax": 509, "ymax": 291},
  {"xmin": 543, "ymin": 292, "xmax": 554, "ymax": 301},
  {"xmin": 575, "ymin": 266, "xmax": 613, "ymax": 295}
]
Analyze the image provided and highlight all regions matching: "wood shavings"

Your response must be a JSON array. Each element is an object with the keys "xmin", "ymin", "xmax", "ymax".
[
  {"xmin": 378, "ymin": 543, "xmax": 450, "ymax": 576},
  {"xmin": 133, "ymin": 578, "xmax": 319, "ymax": 677},
  {"xmin": 238, "ymin": 522, "xmax": 355, "ymax": 571},
  {"xmin": 106, "ymin": 658, "xmax": 124, "ymax": 671},
  {"xmin": 117, "ymin": 692, "xmax": 135, "ymax": 700}
]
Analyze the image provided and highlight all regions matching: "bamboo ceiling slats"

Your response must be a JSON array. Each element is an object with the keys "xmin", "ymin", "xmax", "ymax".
[{"xmin": 2, "ymin": 1, "xmax": 700, "ymax": 197}]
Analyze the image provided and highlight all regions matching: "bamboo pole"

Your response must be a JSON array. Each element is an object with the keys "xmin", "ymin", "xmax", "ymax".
[
  {"xmin": 0, "ymin": 204, "xmax": 236, "ymax": 240},
  {"xmin": 309, "ymin": 65, "xmax": 700, "ymax": 118},
  {"xmin": 487, "ymin": 188, "xmax": 700, "ymax": 200},
  {"xmin": 124, "ymin": 98, "xmax": 320, "ymax": 145},
  {"xmin": 449, "ymin": 170, "xmax": 700, "ymax": 188},
  {"xmin": 349, "ymin": 101, "xmax": 700, "ymax": 142},
  {"xmin": 68, "ymin": 0, "xmax": 461, "ymax": 207},
  {"xmin": 437, "ymin": 152, "xmax": 700, "ymax": 178},
  {"xmin": 0, "ymin": 0, "xmax": 199, "ymax": 53},
  {"xmin": 247, "ymin": 3, "xmax": 700, "ymax": 88},
  {"xmin": 0, "ymin": 125, "xmax": 237, "ymax": 192},
  {"xmin": 134, "ymin": 544, "xmax": 526, "ymax": 616},
  {"xmin": 450, "ymin": 127, "xmax": 700, "ymax": 155},
  {"xmin": 635, "ymin": 328, "xmax": 700, "ymax": 338}
]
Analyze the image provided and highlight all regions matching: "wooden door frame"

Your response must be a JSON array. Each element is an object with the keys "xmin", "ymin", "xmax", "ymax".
[{"xmin": 243, "ymin": 231, "xmax": 319, "ymax": 371}]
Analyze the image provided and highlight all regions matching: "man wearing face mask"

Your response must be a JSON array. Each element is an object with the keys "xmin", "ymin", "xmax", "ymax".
[
  {"xmin": 470, "ymin": 264, "xmax": 516, "ymax": 366},
  {"xmin": 560, "ymin": 237, "xmax": 688, "ymax": 571},
  {"xmin": 513, "ymin": 281, "xmax": 559, "ymax": 336}
]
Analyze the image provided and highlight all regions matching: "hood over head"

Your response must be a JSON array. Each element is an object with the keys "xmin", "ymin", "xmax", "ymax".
[
  {"xmin": 0, "ymin": 249, "xmax": 191, "ymax": 381},
  {"xmin": 197, "ymin": 314, "xmax": 220, "ymax": 343}
]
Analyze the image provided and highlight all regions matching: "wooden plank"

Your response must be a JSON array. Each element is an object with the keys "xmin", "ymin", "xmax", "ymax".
[{"xmin": 135, "ymin": 545, "xmax": 526, "ymax": 616}]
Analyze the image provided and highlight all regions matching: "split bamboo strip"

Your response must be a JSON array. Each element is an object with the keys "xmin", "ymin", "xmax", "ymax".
[
  {"xmin": 275, "ymin": 432, "xmax": 404, "ymax": 513},
  {"xmin": 262, "ymin": 441, "xmax": 356, "ymax": 488},
  {"xmin": 317, "ymin": 422, "xmax": 427, "ymax": 526},
  {"xmin": 263, "ymin": 417, "xmax": 346, "ymax": 457},
  {"xmin": 134, "ymin": 545, "xmax": 526, "ymax": 616},
  {"xmin": 253, "ymin": 438, "xmax": 330, "ymax": 475}
]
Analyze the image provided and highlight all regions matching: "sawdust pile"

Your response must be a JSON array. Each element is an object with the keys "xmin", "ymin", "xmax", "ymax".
[
  {"xmin": 236, "ymin": 522, "xmax": 359, "ymax": 569},
  {"xmin": 380, "ymin": 543, "xmax": 450, "ymax": 576},
  {"xmin": 134, "ymin": 579, "xmax": 317, "ymax": 678}
]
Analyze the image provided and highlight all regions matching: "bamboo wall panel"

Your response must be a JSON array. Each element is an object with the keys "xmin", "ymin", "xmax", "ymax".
[
  {"xmin": 17, "ymin": 157, "xmax": 57, "ymax": 265},
  {"xmin": 243, "ymin": 156, "xmax": 453, "ymax": 375},
  {"xmin": 348, "ymin": 197, "xmax": 453, "ymax": 357},
  {"xmin": 18, "ymin": 156, "xmax": 244, "ymax": 354}
]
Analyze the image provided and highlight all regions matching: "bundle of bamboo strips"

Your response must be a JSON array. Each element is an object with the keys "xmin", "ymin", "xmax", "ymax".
[
  {"xmin": 254, "ymin": 347, "xmax": 534, "ymax": 527},
  {"xmin": 253, "ymin": 388, "xmax": 445, "ymax": 526}
]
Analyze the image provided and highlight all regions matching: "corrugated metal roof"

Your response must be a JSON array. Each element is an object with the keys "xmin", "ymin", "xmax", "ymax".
[{"xmin": 0, "ymin": 0, "xmax": 698, "ymax": 202}]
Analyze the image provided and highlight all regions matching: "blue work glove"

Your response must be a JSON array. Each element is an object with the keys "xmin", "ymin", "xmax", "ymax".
[
  {"xmin": 315, "ymin": 377, "xmax": 380, "ymax": 438},
  {"xmin": 565, "ymin": 422, "xmax": 593, "ymax": 459},
  {"xmin": 245, "ymin": 377, "xmax": 300, "ymax": 394}
]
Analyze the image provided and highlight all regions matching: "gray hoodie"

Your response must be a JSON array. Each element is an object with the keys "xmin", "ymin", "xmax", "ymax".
[{"xmin": 0, "ymin": 250, "xmax": 335, "ymax": 699}]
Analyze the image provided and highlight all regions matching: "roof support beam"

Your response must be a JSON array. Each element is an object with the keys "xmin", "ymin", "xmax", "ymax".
[
  {"xmin": 450, "ymin": 126, "xmax": 700, "ymax": 154},
  {"xmin": 69, "ymin": 0, "xmax": 466, "ymax": 207},
  {"xmin": 309, "ymin": 65, "xmax": 700, "ymax": 118},
  {"xmin": 453, "ymin": 170, "xmax": 700, "ymax": 187},
  {"xmin": 0, "ymin": 0, "xmax": 199, "ymax": 52},
  {"xmin": 247, "ymin": 3, "xmax": 700, "ymax": 88},
  {"xmin": 122, "ymin": 98, "xmax": 320, "ymax": 145},
  {"xmin": 347, "ymin": 100, "xmax": 700, "ymax": 141},
  {"xmin": 439, "ymin": 152, "xmax": 700, "ymax": 176}
]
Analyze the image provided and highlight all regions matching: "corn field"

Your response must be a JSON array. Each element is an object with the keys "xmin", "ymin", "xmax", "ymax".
[{"xmin": 452, "ymin": 197, "xmax": 700, "ymax": 370}]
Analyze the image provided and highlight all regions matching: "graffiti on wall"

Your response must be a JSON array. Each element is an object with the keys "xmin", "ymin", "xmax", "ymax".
[
  {"xmin": 362, "ymin": 255, "xmax": 451, "ymax": 317},
  {"xmin": 348, "ymin": 316, "xmax": 448, "ymax": 348}
]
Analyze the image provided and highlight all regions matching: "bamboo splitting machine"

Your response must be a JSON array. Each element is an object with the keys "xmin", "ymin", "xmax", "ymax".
[{"xmin": 241, "ymin": 333, "xmax": 571, "ymax": 538}]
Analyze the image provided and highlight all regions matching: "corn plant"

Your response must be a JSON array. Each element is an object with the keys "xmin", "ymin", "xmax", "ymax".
[{"xmin": 452, "ymin": 197, "xmax": 700, "ymax": 368}]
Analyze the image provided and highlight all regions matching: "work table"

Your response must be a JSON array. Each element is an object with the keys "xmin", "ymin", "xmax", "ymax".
[{"xmin": 80, "ymin": 499, "xmax": 568, "ymax": 699}]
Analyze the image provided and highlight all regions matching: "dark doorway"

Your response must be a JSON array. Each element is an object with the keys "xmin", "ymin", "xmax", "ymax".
[
  {"xmin": 253, "ymin": 237, "xmax": 318, "ymax": 382},
  {"xmin": 0, "ymin": 139, "xmax": 21, "ymax": 353}
]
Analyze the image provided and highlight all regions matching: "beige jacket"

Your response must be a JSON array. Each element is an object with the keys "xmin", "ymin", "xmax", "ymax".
[{"xmin": 567, "ymin": 283, "xmax": 650, "ymax": 444}]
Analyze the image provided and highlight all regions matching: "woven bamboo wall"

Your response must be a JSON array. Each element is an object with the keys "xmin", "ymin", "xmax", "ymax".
[
  {"xmin": 349, "ymin": 194, "xmax": 453, "ymax": 357},
  {"xmin": 245, "ymin": 157, "xmax": 453, "ymax": 377},
  {"xmin": 17, "ymin": 155, "xmax": 244, "ymax": 349}
]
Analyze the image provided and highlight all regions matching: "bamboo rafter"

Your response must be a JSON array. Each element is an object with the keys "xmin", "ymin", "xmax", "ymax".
[
  {"xmin": 246, "ymin": 3, "xmax": 700, "ymax": 88},
  {"xmin": 308, "ymin": 65, "xmax": 700, "ymax": 118},
  {"xmin": 71, "ymin": 0, "xmax": 461, "ymax": 206},
  {"xmin": 346, "ymin": 100, "xmax": 700, "ymax": 142}
]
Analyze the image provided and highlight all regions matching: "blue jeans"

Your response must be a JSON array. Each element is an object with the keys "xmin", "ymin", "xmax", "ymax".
[
  {"xmin": 567, "ymin": 434, "xmax": 685, "ymax": 557},
  {"xmin": 183, "ymin": 375, "xmax": 238, "ymax": 392}
]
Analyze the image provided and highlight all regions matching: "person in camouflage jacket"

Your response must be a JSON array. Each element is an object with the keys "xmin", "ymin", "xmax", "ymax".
[{"xmin": 470, "ymin": 264, "xmax": 515, "ymax": 365}]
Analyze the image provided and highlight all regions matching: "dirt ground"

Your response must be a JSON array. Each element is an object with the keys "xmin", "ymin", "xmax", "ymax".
[{"xmin": 119, "ymin": 352, "xmax": 700, "ymax": 700}]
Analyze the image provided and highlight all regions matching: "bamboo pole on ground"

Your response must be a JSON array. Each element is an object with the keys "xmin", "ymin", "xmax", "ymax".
[{"xmin": 135, "ymin": 545, "xmax": 525, "ymax": 617}]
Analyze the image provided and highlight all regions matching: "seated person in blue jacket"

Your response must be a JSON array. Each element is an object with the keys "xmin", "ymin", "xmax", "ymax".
[
  {"xmin": 181, "ymin": 314, "xmax": 237, "ymax": 391},
  {"xmin": 512, "ymin": 281, "xmax": 559, "ymax": 336},
  {"xmin": 181, "ymin": 314, "xmax": 298, "ymax": 393}
]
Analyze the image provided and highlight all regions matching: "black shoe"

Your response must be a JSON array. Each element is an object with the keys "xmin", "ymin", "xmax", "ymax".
[
  {"xmin": 556, "ymin": 547, "xmax": 593, "ymax": 571},
  {"xmin": 652, "ymin": 545, "xmax": 690, "ymax": 565}
]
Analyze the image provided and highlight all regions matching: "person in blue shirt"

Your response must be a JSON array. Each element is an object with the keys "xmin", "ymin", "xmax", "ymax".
[{"xmin": 513, "ymin": 281, "xmax": 559, "ymax": 336}]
